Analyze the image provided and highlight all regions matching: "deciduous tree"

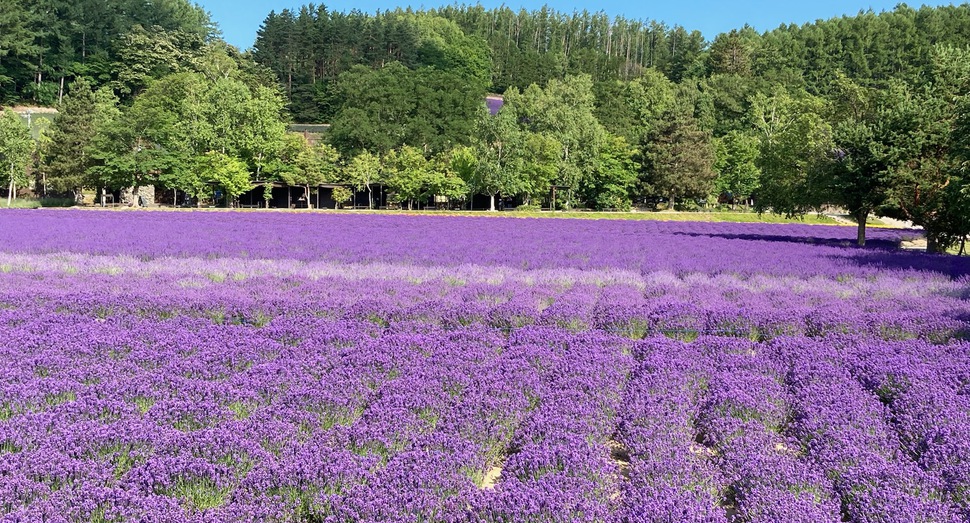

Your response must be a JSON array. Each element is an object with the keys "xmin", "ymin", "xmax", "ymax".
[
  {"xmin": 0, "ymin": 109, "xmax": 33, "ymax": 206},
  {"xmin": 752, "ymin": 89, "xmax": 832, "ymax": 217},
  {"xmin": 713, "ymin": 130, "xmax": 761, "ymax": 209},
  {"xmin": 471, "ymin": 107, "xmax": 523, "ymax": 211},
  {"xmin": 384, "ymin": 145, "xmax": 431, "ymax": 210},
  {"xmin": 342, "ymin": 150, "xmax": 382, "ymax": 209},
  {"xmin": 583, "ymin": 135, "xmax": 638, "ymax": 210}
]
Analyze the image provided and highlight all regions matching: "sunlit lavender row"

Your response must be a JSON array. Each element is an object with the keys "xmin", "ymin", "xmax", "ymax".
[
  {"xmin": 1, "ymin": 209, "xmax": 968, "ymax": 522},
  {"xmin": 2, "ymin": 209, "xmax": 964, "ymax": 276}
]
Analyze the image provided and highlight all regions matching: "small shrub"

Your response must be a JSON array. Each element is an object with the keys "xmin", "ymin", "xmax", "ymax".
[{"xmin": 2, "ymin": 197, "xmax": 74, "ymax": 208}]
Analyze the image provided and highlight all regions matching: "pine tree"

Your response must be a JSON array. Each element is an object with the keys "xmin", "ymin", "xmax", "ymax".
[
  {"xmin": 640, "ymin": 108, "xmax": 716, "ymax": 208},
  {"xmin": 41, "ymin": 79, "xmax": 99, "ymax": 201}
]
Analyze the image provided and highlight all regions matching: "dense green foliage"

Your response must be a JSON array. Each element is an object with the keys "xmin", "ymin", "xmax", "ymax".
[
  {"xmin": 0, "ymin": 109, "xmax": 34, "ymax": 205},
  {"xmin": 254, "ymin": 4, "xmax": 705, "ymax": 122},
  {"xmin": 328, "ymin": 63, "xmax": 484, "ymax": 155},
  {"xmin": 254, "ymin": 4, "xmax": 970, "ymax": 122},
  {"xmin": 246, "ymin": 3, "xmax": 970, "ymax": 250},
  {"xmin": 0, "ymin": 0, "xmax": 214, "ymax": 104},
  {"xmin": 7, "ymin": 2, "xmax": 970, "ymax": 251}
]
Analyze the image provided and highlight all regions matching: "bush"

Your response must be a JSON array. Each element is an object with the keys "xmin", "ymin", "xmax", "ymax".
[
  {"xmin": 514, "ymin": 204, "xmax": 541, "ymax": 212},
  {"xmin": 331, "ymin": 186, "xmax": 353, "ymax": 209},
  {"xmin": 3, "ymin": 199, "xmax": 41, "ymax": 209},
  {"xmin": 673, "ymin": 199, "xmax": 703, "ymax": 212},
  {"xmin": 39, "ymin": 197, "xmax": 75, "ymax": 207},
  {"xmin": 3, "ymin": 197, "xmax": 76, "ymax": 209},
  {"xmin": 594, "ymin": 193, "xmax": 632, "ymax": 211}
]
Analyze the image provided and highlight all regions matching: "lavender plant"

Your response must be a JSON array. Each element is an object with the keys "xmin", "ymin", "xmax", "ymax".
[{"xmin": 0, "ymin": 209, "xmax": 967, "ymax": 521}]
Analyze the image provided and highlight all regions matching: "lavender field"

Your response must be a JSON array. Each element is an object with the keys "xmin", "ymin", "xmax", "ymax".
[{"xmin": 1, "ymin": 209, "xmax": 969, "ymax": 523}]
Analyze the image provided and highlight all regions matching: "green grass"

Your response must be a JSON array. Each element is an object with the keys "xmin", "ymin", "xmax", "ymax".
[
  {"xmin": 493, "ymin": 210, "xmax": 839, "ymax": 224},
  {"xmin": 132, "ymin": 396, "xmax": 155, "ymax": 414},
  {"xmin": 315, "ymin": 208, "xmax": 841, "ymax": 225},
  {"xmin": 3, "ymin": 197, "xmax": 74, "ymax": 209},
  {"xmin": 228, "ymin": 401, "xmax": 257, "ymax": 420},
  {"xmin": 165, "ymin": 476, "xmax": 232, "ymax": 511},
  {"xmin": 44, "ymin": 391, "xmax": 76, "ymax": 407}
]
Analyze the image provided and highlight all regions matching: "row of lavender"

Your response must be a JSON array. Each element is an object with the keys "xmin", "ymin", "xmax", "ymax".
[
  {"xmin": 0, "ymin": 308, "xmax": 633, "ymax": 521},
  {"xmin": 0, "ymin": 255, "xmax": 965, "ymax": 343},
  {"xmin": 617, "ymin": 334, "xmax": 970, "ymax": 522},
  {"xmin": 1, "ymin": 210, "xmax": 968, "ymax": 521},
  {"xmin": 3, "ymin": 310, "xmax": 966, "ymax": 521}
]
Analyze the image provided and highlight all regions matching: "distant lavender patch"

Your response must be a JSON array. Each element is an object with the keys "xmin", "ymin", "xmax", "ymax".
[
  {"xmin": 486, "ymin": 95, "xmax": 504, "ymax": 115},
  {"xmin": 0, "ymin": 209, "xmax": 967, "ymax": 521}
]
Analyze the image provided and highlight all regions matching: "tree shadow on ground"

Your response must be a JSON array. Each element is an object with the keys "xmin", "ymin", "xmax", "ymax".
[
  {"xmin": 671, "ymin": 230, "xmax": 970, "ymax": 279},
  {"xmin": 670, "ymin": 231, "xmax": 903, "ymax": 249},
  {"xmin": 837, "ymin": 250, "xmax": 970, "ymax": 280}
]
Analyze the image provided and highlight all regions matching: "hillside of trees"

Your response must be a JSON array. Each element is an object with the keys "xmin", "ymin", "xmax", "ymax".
[
  {"xmin": 4, "ymin": 2, "xmax": 970, "ymax": 252},
  {"xmin": 253, "ymin": 3, "xmax": 970, "ymax": 122},
  {"xmin": 0, "ymin": 0, "xmax": 219, "ymax": 105},
  {"xmin": 250, "ymin": 3, "xmax": 970, "ymax": 251}
]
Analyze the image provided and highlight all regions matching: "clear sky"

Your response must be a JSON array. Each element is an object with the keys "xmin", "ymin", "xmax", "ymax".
[{"xmin": 196, "ymin": 1, "xmax": 959, "ymax": 50}]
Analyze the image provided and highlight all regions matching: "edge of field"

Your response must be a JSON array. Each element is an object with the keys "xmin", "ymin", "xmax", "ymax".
[{"xmin": 31, "ymin": 206, "xmax": 857, "ymax": 226}]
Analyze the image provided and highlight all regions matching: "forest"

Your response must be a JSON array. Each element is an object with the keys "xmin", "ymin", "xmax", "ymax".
[{"xmin": 3, "ymin": 2, "xmax": 970, "ymax": 251}]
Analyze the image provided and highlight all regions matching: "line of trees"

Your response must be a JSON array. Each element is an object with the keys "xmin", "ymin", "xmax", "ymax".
[
  {"xmin": 0, "ymin": 0, "xmax": 290, "ymax": 207},
  {"xmin": 253, "ymin": 4, "xmax": 970, "ymax": 123},
  {"xmin": 248, "ymin": 3, "xmax": 970, "ymax": 251},
  {"xmin": 253, "ymin": 3, "xmax": 706, "ymax": 123}
]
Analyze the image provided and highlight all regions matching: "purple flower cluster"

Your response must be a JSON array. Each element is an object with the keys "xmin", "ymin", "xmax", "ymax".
[
  {"xmin": 0, "ymin": 209, "xmax": 968, "ymax": 521},
  {"xmin": 777, "ymin": 337, "xmax": 961, "ymax": 522}
]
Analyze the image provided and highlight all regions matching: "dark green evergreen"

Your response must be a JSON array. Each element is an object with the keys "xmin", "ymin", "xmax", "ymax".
[
  {"xmin": 40, "ymin": 79, "xmax": 101, "ymax": 201},
  {"xmin": 0, "ymin": 0, "xmax": 213, "ymax": 104}
]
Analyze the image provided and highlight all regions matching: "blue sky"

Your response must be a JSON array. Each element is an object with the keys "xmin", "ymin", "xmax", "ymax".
[{"xmin": 197, "ymin": 1, "xmax": 958, "ymax": 50}]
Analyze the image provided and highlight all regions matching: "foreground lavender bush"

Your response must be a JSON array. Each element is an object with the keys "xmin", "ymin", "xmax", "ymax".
[{"xmin": 0, "ymin": 209, "xmax": 968, "ymax": 522}]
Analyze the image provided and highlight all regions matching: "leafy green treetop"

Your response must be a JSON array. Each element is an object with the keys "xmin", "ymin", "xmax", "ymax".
[
  {"xmin": 713, "ymin": 130, "xmax": 761, "ymax": 209},
  {"xmin": 0, "ymin": 109, "xmax": 33, "ymax": 207},
  {"xmin": 752, "ymin": 89, "xmax": 832, "ymax": 217}
]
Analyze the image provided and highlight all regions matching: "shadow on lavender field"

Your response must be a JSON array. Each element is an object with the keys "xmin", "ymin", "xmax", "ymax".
[
  {"xmin": 672, "ymin": 228, "xmax": 970, "ymax": 279},
  {"xmin": 670, "ymin": 230, "xmax": 904, "ymax": 249},
  {"xmin": 838, "ymin": 249, "xmax": 970, "ymax": 279}
]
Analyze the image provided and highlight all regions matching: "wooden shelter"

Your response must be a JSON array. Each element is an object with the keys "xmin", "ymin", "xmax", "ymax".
[{"xmin": 236, "ymin": 181, "xmax": 386, "ymax": 209}]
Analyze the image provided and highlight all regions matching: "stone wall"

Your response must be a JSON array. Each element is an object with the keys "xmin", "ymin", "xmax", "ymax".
[{"xmin": 120, "ymin": 185, "xmax": 155, "ymax": 207}]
